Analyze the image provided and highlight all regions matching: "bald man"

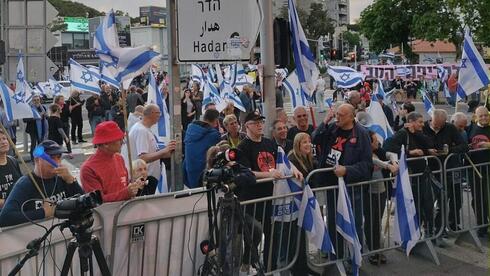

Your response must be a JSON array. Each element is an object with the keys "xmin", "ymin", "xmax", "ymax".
[
  {"xmin": 287, "ymin": 106, "xmax": 315, "ymax": 140},
  {"xmin": 312, "ymin": 103, "xmax": 373, "ymax": 260},
  {"xmin": 346, "ymin": 90, "xmax": 366, "ymax": 112},
  {"xmin": 467, "ymin": 106, "xmax": 490, "ymax": 236}
]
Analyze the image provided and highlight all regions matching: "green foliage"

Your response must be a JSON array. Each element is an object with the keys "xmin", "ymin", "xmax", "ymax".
[
  {"xmin": 48, "ymin": 0, "xmax": 103, "ymax": 18},
  {"xmin": 279, "ymin": 3, "xmax": 334, "ymax": 39},
  {"xmin": 342, "ymin": 31, "xmax": 361, "ymax": 47},
  {"xmin": 359, "ymin": 0, "xmax": 490, "ymax": 59}
]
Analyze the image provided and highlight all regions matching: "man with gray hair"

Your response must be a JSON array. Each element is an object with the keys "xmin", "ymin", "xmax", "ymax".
[
  {"xmin": 124, "ymin": 104, "xmax": 176, "ymax": 181},
  {"xmin": 423, "ymin": 109, "xmax": 468, "ymax": 238},
  {"xmin": 287, "ymin": 106, "xmax": 315, "ymax": 140},
  {"xmin": 451, "ymin": 112, "xmax": 468, "ymax": 143},
  {"xmin": 346, "ymin": 90, "xmax": 366, "ymax": 112}
]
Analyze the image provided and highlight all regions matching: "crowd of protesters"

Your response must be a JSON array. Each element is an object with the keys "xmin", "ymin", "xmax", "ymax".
[{"xmin": 0, "ymin": 67, "xmax": 489, "ymax": 275}]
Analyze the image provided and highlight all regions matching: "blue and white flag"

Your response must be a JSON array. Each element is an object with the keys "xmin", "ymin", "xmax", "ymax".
[
  {"xmin": 191, "ymin": 64, "xmax": 207, "ymax": 87},
  {"xmin": 367, "ymin": 98, "xmax": 394, "ymax": 145},
  {"xmin": 154, "ymin": 163, "xmax": 169, "ymax": 194},
  {"xmin": 288, "ymin": 0, "xmax": 319, "ymax": 96},
  {"xmin": 94, "ymin": 10, "xmax": 119, "ymax": 65},
  {"xmin": 422, "ymin": 92, "xmax": 434, "ymax": 115},
  {"xmin": 393, "ymin": 145, "xmax": 421, "ymax": 256},
  {"xmin": 14, "ymin": 52, "xmax": 26, "ymax": 97},
  {"xmin": 100, "ymin": 60, "xmax": 120, "ymax": 89},
  {"xmin": 336, "ymin": 177, "xmax": 362, "ymax": 276},
  {"xmin": 457, "ymin": 28, "xmax": 490, "ymax": 97},
  {"xmin": 202, "ymin": 79, "xmax": 227, "ymax": 112},
  {"xmin": 298, "ymin": 182, "xmax": 335, "ymax": 254},
  {"xmin": 35, "ymin": 82, "xmax": 48, "ymax": 96},
  {"xmin": 49, "ymin": 78, "xmax": 69, "ymax": 98},
  {"xmin": 283, "ymin": 70, "xmax": 311, "ymax": 108},
  {"xmin": 0, "ymin": 80, "xmax": 39, "ymax": 122},
  {"xmin": 147, "ymin": 69, "xmax": 170, "ymax": 138},
  {"xmin": 234, "ymin": 64, "xmax": 255, "ymax": 91},
  {"xmin": 374, "ymin": 78, "xmax": 385, "ymax": 99},
  {"xmin": 395, "ymin": 66, "xmax": 411, "ymax": 77},
  {"xmin": 436, "ymin": 65, "xmax": 450, "ymax": 98},
  {"xmin": 69, "ymin": 59, "xmax": 101, "ymax": 95},
  {"xmin": 327, "ymin": 66, "xmax": 365, "ymax": 89},
  {"xmin": 273, "ymin": 147, "xmax": 302, "ymax": 222},
  {"xmin": 325, "ymin": 97, "xmax": 333, "ymax": 108},
  {"xmin": 220, "ymin": 81, "xmax": 246, "ymax": 112}
]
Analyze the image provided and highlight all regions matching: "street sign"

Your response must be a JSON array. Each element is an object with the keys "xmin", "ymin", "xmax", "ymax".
[{"xmin": 176, "ymin": 0, "xmax": 262, "ymax": 63}]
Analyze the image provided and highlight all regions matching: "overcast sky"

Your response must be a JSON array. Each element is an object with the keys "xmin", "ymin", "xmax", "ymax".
[{"xmin": 76, "ymin": 0, "xmax": 373, "ymax": 23}]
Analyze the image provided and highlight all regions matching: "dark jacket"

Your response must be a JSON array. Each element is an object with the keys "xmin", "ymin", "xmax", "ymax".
[
  {"xmin": 312, "ymin": 122, "xmax": 373, "ymax": 184},
  {"xmin": 183, "ymin": 121, "xmax": 221, "ymax": 188},
  {"xmin": 422, "ymin": 122, "xmax": 469, "ymax": 169},
  {"xmin": 86, "ymin": 96, "xmax": 105, "ymax": 119},
  {"xmin": 383, "ymin": 128, "xmax": 433, "ymax": 173}
]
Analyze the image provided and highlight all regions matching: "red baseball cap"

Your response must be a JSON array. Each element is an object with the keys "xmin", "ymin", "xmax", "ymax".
[{"xmin": 92, "ymin": 121, "xmax": 125, "ymax": 145}]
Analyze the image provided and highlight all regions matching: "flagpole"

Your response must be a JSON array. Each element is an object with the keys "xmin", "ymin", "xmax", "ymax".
[
  {"xmin": 120, "ymin": 86, "xmax": 134, "ymax": 180},
  {"xmin": 0, "ymin": 123, "xmax": 46, "ymax": 199}
]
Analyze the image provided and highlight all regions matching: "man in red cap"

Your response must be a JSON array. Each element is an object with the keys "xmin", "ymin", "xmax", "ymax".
[{"xmin": 80, "ymin": 121, "xmax": 144, "ymax": 202}]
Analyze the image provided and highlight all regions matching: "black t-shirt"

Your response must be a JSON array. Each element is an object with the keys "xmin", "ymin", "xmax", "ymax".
[
  {"xmin": 0, "ymin": 156, "xmax": 21, "ymax": 200},
  {"xmin": 468, "ymin": 125, "xmax": 490, "ymax": 163},
  {"xmin": 48, "ymin": 116, "xmax": 64, "ymax": 144},
  {"xmin": 287, "ymin": 125, "xmax": 315, "ymax": 141},
  {"xmin": 237, "ymin": 137, "xmax": 277, "ymax": 200}
]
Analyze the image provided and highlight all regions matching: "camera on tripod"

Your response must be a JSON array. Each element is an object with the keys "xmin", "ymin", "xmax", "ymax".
[
  {"xmin": 55, "ymin": 190, "xmax": 103, "ymax": 220},
  {"xmin": 203, "ymin": 148, "xmax": 239, "ymax": 193}
]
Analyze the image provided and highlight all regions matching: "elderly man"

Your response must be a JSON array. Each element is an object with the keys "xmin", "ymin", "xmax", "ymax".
[
  {"xmin": 346, "ymin": 90, "xmax": 366, "ymax": 112},
  {"xmin": 312, "ymin": 103, "xmax": 373, "ymax": 264},
  {"xmin": 467, "ymin": 106, "xmax": 490, "ymax": 237},
  {"xmin": 451, "ymin": 112, "xmax": 468, "ymax": 143},
  {"xmin": 423, "ymin": 109, "xmax": 468, "ymax": 237},
  {"xmin": 272, "ymin": 119, "xmax": 293, "ymax": 154},
  {"xmin": 287, "ymin": 106, "xmax": 315, "ymax": 141},
  {"xmin": 221, "ymin": 114, "xmax": 246, "ymax": 148},
  {"xmin": 0, "ymin": 140, "xmax": 84, "ymax": 227},
  {"xmin": 81, "ymin": 121, "xmax": 144, "ymax": 202},
  {"xmin": 125, "ymin": 104, "xmax": 176, "ymax": 180}
]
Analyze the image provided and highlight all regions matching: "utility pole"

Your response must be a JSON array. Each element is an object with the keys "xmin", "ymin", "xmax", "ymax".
[
  {"xmin": 260, "ymin": 0, "xmax": 276, "ymax": 138},
  {"xmin": 166, "ymin": 0, "xmax": 183, "ymax": 191}
]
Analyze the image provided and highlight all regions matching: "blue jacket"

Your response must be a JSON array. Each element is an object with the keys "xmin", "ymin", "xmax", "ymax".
[
  {"xmin": 312, "ymin": 122, "xmax": 373, "ymax": 184},
  {"xmin": 183, "ymin": 121, "xmax": 221, "ymax": 188}
]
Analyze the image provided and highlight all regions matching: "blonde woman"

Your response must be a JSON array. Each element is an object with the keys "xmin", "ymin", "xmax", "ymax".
[
  {"xmin": 287, "ymin": 132, "xmax": 319, "ymax": 276},
  {"xmin": 132, "ymin": 159, "xmax": 158, "ymax": 196}
]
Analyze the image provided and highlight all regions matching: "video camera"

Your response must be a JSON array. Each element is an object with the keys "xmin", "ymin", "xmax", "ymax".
[
  {"xmin": 54, "ymin": 190, "xmax": 103, "ymax": 221},
  {"xmin": 204, "ymin": 149, "xmax": 239, "ymax": 193}
]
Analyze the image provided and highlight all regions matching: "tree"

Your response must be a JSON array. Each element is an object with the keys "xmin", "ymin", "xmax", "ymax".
[
  {"xmin": 48, "ymin": 0, "xmax": 103, "ymax": 18},
  {"xmin": 343, "ymin": 31, "xmax": 361, "ymax": 48},
  {"xmin": 279, "ymin": 3, "xmax": 334, "ymax": 39}
]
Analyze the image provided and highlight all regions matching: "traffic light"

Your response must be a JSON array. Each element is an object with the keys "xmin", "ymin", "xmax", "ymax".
[
  {"xmin": 0, "ymin": 40, "xmax": 5, "ymax": 65},
  {"xmin": 330, "ymin": 49, "xmax": 337, "ymax": 60},
  {"xmin": 351, "ymin": 53, "xmax": 356, "ymax": 61},
  {"xmin": 273, "ymin": 18, "xmax": 291, "ymax": 68}
]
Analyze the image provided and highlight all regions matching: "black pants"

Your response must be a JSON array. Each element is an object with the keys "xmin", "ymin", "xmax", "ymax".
[
  {"xmin": 241, "ymin": 214, "xmax": 262, "ymax": 266},
  {"xmin": 70, "ymin": 117, "xmax": 83, "ymax": 142},
  {"xmin": 28, "ymin": 131, "xmax": 39, "ymax": 161},
  {"xmin": 245, "ymin": 202, "xmax": 274, "ymax": 271},
  {"xmin": 447, "ymin": 171, "xmax": 462, "ymax": 230},
  {"xmin": 364, "ymin": 191, "xmax": 387, "ymax": 251}
]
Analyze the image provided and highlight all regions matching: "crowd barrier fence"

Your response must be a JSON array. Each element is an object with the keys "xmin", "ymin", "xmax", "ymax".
[{"xmin": 0, "ymin": 150, "xmax": 488, "ymax": 275}]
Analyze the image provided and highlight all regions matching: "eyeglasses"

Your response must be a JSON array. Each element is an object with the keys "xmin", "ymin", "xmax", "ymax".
[{"xmin": 248, "ymin": 120, "xmax": 265, "ymax": 126}]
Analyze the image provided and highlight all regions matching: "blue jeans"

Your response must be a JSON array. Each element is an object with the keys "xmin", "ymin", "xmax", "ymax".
[{"xmin": 90, "ymin": 115, "xmax": 104, "ymax": 134}]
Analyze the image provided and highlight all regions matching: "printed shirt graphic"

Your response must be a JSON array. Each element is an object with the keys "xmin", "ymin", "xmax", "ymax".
[
  {"xmin": 326, "ymin": 133, "xmax": 349, "ymax": 166},
  {"xmin": 257, "ymin": 151, "xmax": 275, "ymax": 172}
]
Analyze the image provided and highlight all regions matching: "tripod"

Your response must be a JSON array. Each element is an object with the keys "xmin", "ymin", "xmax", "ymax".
[
  {"xmin": 60, "ymin": 213, "xmax": 111, "ymax": 276},
  {"xmin": 175, "ymin": 182, "xmax": 264, "ymax": 276}
]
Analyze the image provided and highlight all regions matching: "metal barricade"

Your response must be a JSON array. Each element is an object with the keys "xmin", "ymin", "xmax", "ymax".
[
  {"xmin": 444, "ymin": 148, "xmax": 490, "ymax": 252},
  {"xmin": 239, "ymin": 178, "xmax": 303, "ymax": 275},
  {"xmin": 303, "ymin": 155, "xmax": 444, "ymax": 271},
  {"xmin": 109, "ymin": 189, "xmax": 210, "ymax": 276},
  {"xmin": 0, "ymin": 210, "xmax": 104, "ymax": 276}
]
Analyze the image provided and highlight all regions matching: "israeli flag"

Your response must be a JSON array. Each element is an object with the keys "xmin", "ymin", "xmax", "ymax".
[
  {"xmin": 327, "ymin": 66, "xmax": 365, "ymax": 89},
  {"xmin": 220, "ymin": 81, "xmax": 246, "ymax": 112},
  {"xmin": 155, "ymin": 163, "xmax": 169, "ymax": 194},
  {"xmin": 69, "ymin": 59, "xmax": 101, "ymax": 95},
  {"xmin": 374, "ymin": 78, "xmax": 385, "ymax": 99},
  {"xmin": 457, "ymin": 28, "xmax": 490, "ymax": 97},
  {"xmin": 0, "ymin": 80, "xmax": 40, "ymax": 122},
  {"xmin": 147, "ymin": 69, "xmax": 170, "ymax": 139},
  {"xmin": 202, "ymin": 80, "xmax": 227, "ymax": 112},
  {"xmin": 325, "ymin": 97, "xmax": 333, "ymax": 108},
  {"xmin": 191, "ymin": 64, "xmax": 207, "ymax": 87},
  {"xmin": 367, "ymin": 98, "xmax": 394, "ymax": 145},
  {"xmin": 288, "ymin": 0, "xmax": 319, "ymax": 96},
  {"xmin": 395, "ymin": 66, "xmax": 411, "ymax": 77},
  {"xmin": 94, "ymin": 9, "xmax": 119, "ymax": 65},
  {"xmin": 298, "ymin": 182, "xmax": 335, "ymax": 254},
  {"xmin": 49, "ymin": 78, "xmax": 70, "ymax": 98},
  {"xmin": 35, "ymin": 82, "xmax": 48, "ymax": 96},
  {"xmin": 100, "ymin": 60, "xmax": 120, "ymax": 89},
  {"xmin": 14, "ymin": 52, "xmax": 26, "ymax": 97},
  {"xmin": 393, "ymin": 145, "xmax": 421, "ymax": 256},
  {"xmin": 283, "ymin": 70, "xmax": 311, "ymax": 108},
  {"xmin": 272, "ymin": 147, "xmax": 302, "ymax": 222},
  {"xmin": 336, "ymin": 176, "xmax": 362, "ymax": 276},
  {"xmin": 234, "ymin": 64, "xmax": 255, "ymax": 91},
  {"xmin": 422, "ymin": 91, "xmax": 434, "ymax": 115}
]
